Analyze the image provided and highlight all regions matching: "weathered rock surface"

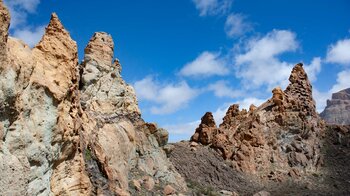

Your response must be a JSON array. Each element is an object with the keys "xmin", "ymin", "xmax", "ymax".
[
  {"xmin": 321, "ymin": 88, "xmax": 350, "ymax": 125},
  {"xmin": 171, "ymin": 125, "xmax": 350, "ymax": 195},
  {"xmin": 191, "ymin": 63, "xmax": 325, "ymax": 180},
  {"xmin": 0, "ymin": 1, "xmax": 186, "ymax": 195}
]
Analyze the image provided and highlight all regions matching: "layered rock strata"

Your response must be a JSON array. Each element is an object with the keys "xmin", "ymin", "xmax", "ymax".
[
  {"xmin": 321, "ymin": 88, "xmax": 350, "ymax": 125},
  {"xmin": 191, "ymin": 63, "xmax": 325, "ymax": 180},
  {"xmin": 0, "ymin": 2, "xmax": 186, "ymax": 195}
]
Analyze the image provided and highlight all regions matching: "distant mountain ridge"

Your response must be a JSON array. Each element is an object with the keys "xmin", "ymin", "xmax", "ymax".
[{"xmin": 321, "ymin": 88, "xmax": 350, "ymax": 125}]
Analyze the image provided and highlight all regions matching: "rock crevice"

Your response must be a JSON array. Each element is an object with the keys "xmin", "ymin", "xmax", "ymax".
[
  {"xmin": 191, "ymin": 63, "xmax": 325, "ymax": 180},
  {"xmin": 0, "ymin": 2, "xmax": 186, "ymax": 195}
]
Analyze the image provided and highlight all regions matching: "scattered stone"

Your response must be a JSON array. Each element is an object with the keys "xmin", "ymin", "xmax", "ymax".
[
  {"xmin": 143, "ymin": 176, "xmax": 155, "ymax": 191},
  {"xmin": 132, "ymin": 180, "xmax": 141, "ymax": 191},
  {"xmin": 190, "ymin": 141, "xmax": 199, "ymax": 147},
  {"xmin": 219, "ymin": 190, "xmax": 239, "ymax": 196},
  {"xmin": 163, "ymin": 185, "xmax": 176, "ymax": 195},
  {"xmin": 163, "ymin": 144, "xmax": 175, "ymax": 155},
  {"xmin": 253, "ymin": 190, "xmax": 271, "ymax": 196}
]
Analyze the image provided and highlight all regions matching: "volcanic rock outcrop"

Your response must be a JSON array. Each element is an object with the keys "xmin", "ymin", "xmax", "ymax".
[
  {"xmin": 0, "ymin": 1, "xmax": 186, "ymax": 195},
  {"xmin": 191, "ymin": 63, "xmax": 325, "ymax": 180},
  {"xmin": 321, "ymin": 88, "xmax": 350, "ymax": 125}
]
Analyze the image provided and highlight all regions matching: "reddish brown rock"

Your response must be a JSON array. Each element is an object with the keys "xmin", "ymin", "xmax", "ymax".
[
  {"xmin": 191, "ymin": 63, "xmax": 325, "ymax": 179},
  {"xmin": 191, "ymin": 112, "xmax": 218, "ymax": 145},
  {"xmin": 164, "ymin": 185, "xmax": 176, "ymax": 195}
]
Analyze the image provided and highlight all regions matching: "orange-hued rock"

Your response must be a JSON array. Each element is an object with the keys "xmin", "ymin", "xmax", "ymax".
[
  {"xmin": 191, "ymin": 112, "xmax": 218, "ymax": 145},
  {"xmin": 191, "ymin": 63, "xmax": 325, "ymax": 180},
  {"xmin": 0, "ymin": 1, "xmax": 186, "ymax": 195}
]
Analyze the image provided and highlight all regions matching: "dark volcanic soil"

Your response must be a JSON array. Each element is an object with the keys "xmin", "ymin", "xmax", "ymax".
[{"xmin": 169, "ymin": 125, "xmax": 350, "ymax": 196}]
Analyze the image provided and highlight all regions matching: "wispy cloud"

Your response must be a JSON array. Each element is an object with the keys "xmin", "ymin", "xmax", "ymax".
[
  {"xmin": 163, "ymin": 120, "xmax": 200, "ymax": 142},
  {"xmin": 234, "ymin": 29, "xmax": 321, "ymax": 90},
  {"xmin": 314, "ymin": 37, "xmax": 350, "ymax": 112},
  {"xmin": 180, "ymin": 51, "xmax": 229, "ymax": 77},
  {"xmin": 326, "ymin": 38, "xmax": 350, "ymax": 65},
  {"xmin": 225, "ymin": 13, "xmax": 252, "ymax": 38},
  {"xmin": 134, "ymin": 76, "xmax": 199, "ymax": 114},
  {"xmin": 13, "ymin": 25, "xmax": 45, "ymax": 47},
  {"xmin": 4, "ymin": 0, "xmax": 44, "ymax": 47},
  {"xmin": 192, "ymin": 0, "xmax": 232, "ymax": 16},
  {"xmin": 330, "ymin": 70, "xmax": 350, "ymax": 93},
  {"xmin": 208, "ymin": 80, "xmax": 243, "ymax": 98},
  {"xmin": 314, "ymin": 69, "xmax": 350, "ymax": 112}
]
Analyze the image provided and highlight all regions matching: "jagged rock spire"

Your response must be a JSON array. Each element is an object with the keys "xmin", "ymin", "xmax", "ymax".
[
  {"xmin": 81, "ymin": 32, "xmax": 116, "ymax": 87},
  {"xmin": 285, "ymin": 63, "xmax": 316, "ymax": 116},
  {"xmin": 191, "ymin": 112, "xmax": 217, "ymax": 145},
  {"xmin": 84, "ymin": 32, "xmax": 114, "ymax": 67},
  {"xmin": 190, "ymin": 63, "xmax": 324, "ymax": 179},
  {"xmin": 32, "ymin": 13, "xmax": 78, "ymax": 101},
  {"xmin": 220, "ymin": 104, "xmax": 241, "ymax": 129},
  {"xmin": 0, "ymin": 0, "xmax": 10, "ymax": 63},
  {"xmin": 35, "ymin": 13, "xmax": 77, "ymax": 61}
]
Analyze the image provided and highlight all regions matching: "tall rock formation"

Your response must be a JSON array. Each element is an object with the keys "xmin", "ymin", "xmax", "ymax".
[
  {"xmin": 0, "ymin": 1, "xmax": 186, "ymax": 195},
  {"xmin": 191, "ymin": 63, "xmax": 325, "ymax": 180},
  {"xmin": 321, "ymin": 88, "xmax": 350, "ymax": 125}
]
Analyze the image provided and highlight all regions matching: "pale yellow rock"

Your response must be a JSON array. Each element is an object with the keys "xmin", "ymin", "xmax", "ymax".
[
  {"xmin": 0, "ymin": 1, "xmax": 187, "ymax": 195},
  {"xmin": 132, "ymin": 179, "xmax": 141, "ymax": 191}
]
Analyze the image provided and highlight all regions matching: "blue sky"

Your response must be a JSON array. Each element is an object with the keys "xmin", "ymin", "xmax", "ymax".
[{"xmin": 5, "ymin": 0, "xmax": 350, "ymax": 141}]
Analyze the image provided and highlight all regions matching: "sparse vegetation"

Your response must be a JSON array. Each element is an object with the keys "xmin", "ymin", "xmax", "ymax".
[{"xmin": 187, "ymin": 179, "xmax": 219, "ymax": 196}]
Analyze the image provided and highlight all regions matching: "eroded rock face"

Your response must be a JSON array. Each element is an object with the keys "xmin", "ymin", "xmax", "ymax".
[
  {"xmin": 79, "ymin": 32, "xmax": 185, "ymax": 195},
  {"xmin": 0, "ymin": 1, "xmax": 186, "ymax": 195},
  {"xmin": 191, "ymin": 112, "xmax": 218, "ymax": 145},
  {"xmin": 0, "ymin": 0, "xmax": 9, "ymax": 63},
  {"xmin": 191, "ymin": 63, "xmax": 325, "ymax": 180},
  {"xmin": 321, "ymin": 88, "xmax": 350, "ymax": 125}
]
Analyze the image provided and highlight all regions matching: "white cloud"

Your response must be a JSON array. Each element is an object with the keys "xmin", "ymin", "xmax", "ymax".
[
  {"xmin": 192, "ymin": 0, "xmax": 232, "ymax": 16},
  {"xmin": 180, "ymin": 51, "xmax": 229, "ymax": 77},
  {"xmin": 4, "ymin": 0, "xmax": 44, "ymax": 47},
  {"xmin": 134, "ymin": 76, "xmax": 199, "ymax": 114},
  {"xmin": 208, "ymin": 80, "xmax": 242, "ymax": 98},
  {"xmin": 326, "ymin": 38, "xmax": 350, "ymax": 65},
  {"xmin": 304, "ymin": 57, "xmax": 322, "ymax": 82},
  {"xmin": 163, "ymin": 120, "xmax": 201, "ymax": 142},
  {"xmin": 225, "ymin": 13, "xmax": 252, "ymax": 38},
  {"xmin": 236, "ymin": 30, "xmax": 298, "ymax": 64},
  {"xmin": 163, "ymin": 120, "xmax": 200, "ymax": 135},
  {"xmin": 212, "ymin": 104, "xmax": 229, "ymax": 124},
  {"xmin": 314, "ymin": 70, "xmax": 350, "ymax": 113},
  {"xmin": 234, "ymin": 30, "xmax": 321, "ymax": 90},
  {"xmin": 234, "ymin": 30, "xmax": 298, "ymax": 89},
  {"xmin": 330, "ymin": 70, "xmax": 350, "ymax": 93},
  {"xmin": 313, "ymin": 89, "xmax": 331, "ymax": 113},
  {"xmin": 238, "ymin": 97, "xmax": 266, "ymax": 111},
  {"xmin": 13, "ymin": 25, "xmax": 45, "ymax": 47},
  {"xmin": 4, "ymin": 0, "xmax": 41, "ymax": 29}
]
